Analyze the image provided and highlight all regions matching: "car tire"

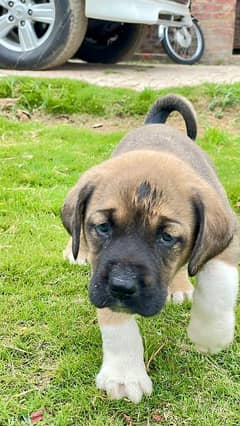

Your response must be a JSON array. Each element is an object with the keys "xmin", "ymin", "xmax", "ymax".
[
  {"xmin": 76, "ymin": 19, "xmax": 145, "ymax": 64},
  {"xmin": 0, "ymin": 0, "xmax": 87, "ymax": 70}
]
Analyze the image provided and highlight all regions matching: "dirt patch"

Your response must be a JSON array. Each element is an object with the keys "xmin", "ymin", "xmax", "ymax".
[
  {"xmin": 1, "ymin": 100, "xmax": 240, "ymax": 137},
  {"xmin": 33, "ymin": 112, "xmax": 144, "ymax": 134}
]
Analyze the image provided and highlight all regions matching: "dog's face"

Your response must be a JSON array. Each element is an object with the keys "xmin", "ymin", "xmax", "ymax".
[
  {"xmin": 62, "ymin": 151, "xmax": 234, "ymax": 317},
  {"xmin": 85, "ymin": 175, "xmax": 194, "ymax": 317}
]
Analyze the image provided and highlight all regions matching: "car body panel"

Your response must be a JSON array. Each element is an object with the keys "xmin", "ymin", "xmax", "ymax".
[{"xmin": 86, "ymin": 0, "xmax": 192, "ymax": 26}]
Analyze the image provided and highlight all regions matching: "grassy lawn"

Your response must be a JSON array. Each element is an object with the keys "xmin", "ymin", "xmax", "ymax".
[{"xmin": 0, "ymin": 78, "xmax": 239, "ymax": 425}]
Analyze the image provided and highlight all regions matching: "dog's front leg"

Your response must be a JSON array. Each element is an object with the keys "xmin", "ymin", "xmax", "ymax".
[
  {"xmin": 63, "ymin": 237, "xmax": 88, "ymax": 265},
  {"xmin": 188, "ymin": 259, "xmax": 239, "ymax": 354},
  {"xmin": 96, "ymin": 308, "xmax": 152, "ymax": 403}
]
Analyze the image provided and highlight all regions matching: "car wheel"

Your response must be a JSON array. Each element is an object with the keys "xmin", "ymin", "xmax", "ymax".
[
  {"xmin": 75, "ymin": 19, "xmax": 145, "ymax": 64},
  {"xmin": 0, "ymin": 0, "xmax": 87, "ymax": 70}
]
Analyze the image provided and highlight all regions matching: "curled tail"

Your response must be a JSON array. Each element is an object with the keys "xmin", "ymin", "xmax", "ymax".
[{"xmin": 144, "ymin": 94, "xmax": 197, "ymax": 141}]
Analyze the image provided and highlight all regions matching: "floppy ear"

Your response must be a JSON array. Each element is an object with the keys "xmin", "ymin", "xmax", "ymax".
[
  {"xmin": 72, "ymin": 183, "xmax": 95, "ymax": 260},
  {"xmin": 61, "ymin": 169, "xmax": 99, "ymax": 260},
  {"xmin": 188, "ymin": 193, "xmax": 234, "ymax": 276}
]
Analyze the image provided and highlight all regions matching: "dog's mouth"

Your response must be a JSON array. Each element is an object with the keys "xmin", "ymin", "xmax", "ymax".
[
  {"xmin": 113, "ymin": 296, "xmax": 166, "ymax": 316},
  {"xmin": 89, "ymin": 288, "xmax": 167, "ymax": 316},
  {"xmin": 89, "ymin": 276, "xmax": 167, "ymax": 317},
  {"xmin": 89, "ymin": 262, "xmax": 168, "ymax": 316}
]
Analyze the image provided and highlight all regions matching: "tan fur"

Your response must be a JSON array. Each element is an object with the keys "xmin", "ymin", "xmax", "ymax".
[
  {"xmin": 216, "ymin": 234, "xmax": 240, "ymax": 266},
  {"xmin": 63, "ymin": 150, "xmax": 237, "ymax": 277},
  {"xmin": 63, "ymin": 237, "xmax": 89, "ymax": 264},
  {"xmin": 169, "ymin": 268, "xmax": 193, "ymax": 296},
  {"xmin": 82, "ymin": 153, "xmax": 195, "ymax": 282},
  {"xmin": 63, "ymin": 238, "xmax": 73, "ymax": 260},
  {"xmin": 97, "ymin": 308, "xmax": 131, "ymax": 326},
  {"xmin": 61, "ymin": 95, "xmax": 239, "ymax": 403}
]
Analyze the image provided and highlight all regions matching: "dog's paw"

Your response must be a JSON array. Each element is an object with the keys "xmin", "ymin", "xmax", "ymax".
[
  {"xmin": 63, "ymin": 248, "xmax": 87, "ymax": 266},
  {"xmin": 167, "ymin": 288, "xmax": 193, "ymax": 304},
  {"xmin": 96, "ymin": 363, "xmax": 152, "ymax": 403},
  {"xmin": 187, "ymin": 311, "xmax": 235, "ymax": 354}
]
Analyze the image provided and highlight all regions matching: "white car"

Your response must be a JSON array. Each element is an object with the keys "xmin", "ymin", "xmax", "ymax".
[{"xmin": 0, "ymin": 0, "xmax": 191, "ymax": 69}]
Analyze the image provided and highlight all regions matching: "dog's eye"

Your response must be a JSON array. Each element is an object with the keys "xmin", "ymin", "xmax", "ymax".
[
  {"xmin": 95, "ymin": 222, "xmax": 111, "ymax": 237},
  {"xmin": 157, "ymin": 231, "xmax": 177, "ymax": 247}
]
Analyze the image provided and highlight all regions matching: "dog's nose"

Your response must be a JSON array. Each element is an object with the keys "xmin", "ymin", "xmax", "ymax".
[
  {"xmin": 109, "ymin": 266, "xmax": 138, "ymax": 297},
  {"xmin": 110, "ymin": 276, "xmax": 137, "ymax": 296}
]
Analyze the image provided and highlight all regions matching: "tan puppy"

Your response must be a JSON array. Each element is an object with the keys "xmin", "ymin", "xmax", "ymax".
[{"xmin": 61, "ymin": 95, "xmax": 239, "ymax": 403}]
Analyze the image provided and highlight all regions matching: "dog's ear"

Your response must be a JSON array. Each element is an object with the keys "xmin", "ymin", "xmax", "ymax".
[
  {"xmin": 71, "ymin": 182, "xmax": 95, "ymax": 260},
  {"xmin": 61, "ymin": 168, "xmax": 100, "ymax": 260},
  {"xmin": 188, "ymin": 192, "xmax": 234, "ymax": 276}
]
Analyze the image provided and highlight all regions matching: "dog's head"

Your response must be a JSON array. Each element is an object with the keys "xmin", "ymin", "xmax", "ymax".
[{"xmin": 62, "ymin": 151, "xmax": 234, "ymax": 317}]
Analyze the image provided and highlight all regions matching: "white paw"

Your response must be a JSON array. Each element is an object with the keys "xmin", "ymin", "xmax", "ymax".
[
  {"xmin": 96, "ymin": 362, "xmax": 152, "ymax": 403},
  {"xmin": 187, "ymin": 311, "xmax": 235, "ymax": 354},
  {"xmin": 76, "ymin": 256, "xmax": 88, "ymax": 266},
  {"xmin": 62, "ymin": 249, "xmax": 87, "ymax": 266},
  {"xmin": 167, "ymin": 288, "xmax": 193, "ymax": 304}
]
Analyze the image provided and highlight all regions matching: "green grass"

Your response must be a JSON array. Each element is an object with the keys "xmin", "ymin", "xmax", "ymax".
[
  {"xmin": 1, "ymin": 76, "xmax": 240, "ymax": 117},
  {"xmin": 0, "ymin": 79, "xmax": 239, "ymax": 425}
]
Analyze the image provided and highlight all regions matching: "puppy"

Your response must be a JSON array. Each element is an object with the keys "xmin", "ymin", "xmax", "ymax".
[{"xmin": 61, "ymin": 94, "xmax": 239, "ymax": 403}]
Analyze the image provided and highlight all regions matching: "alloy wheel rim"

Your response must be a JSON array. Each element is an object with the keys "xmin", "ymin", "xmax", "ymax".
[{"xmin": 0, "ymin": 0, "xmax": 56, "ymax": 52}]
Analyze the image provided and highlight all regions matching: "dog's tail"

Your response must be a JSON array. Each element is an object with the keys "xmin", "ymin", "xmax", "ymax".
[{"xmin": 144, "ymin": 94, "xmax": 197, "ymax": 141}]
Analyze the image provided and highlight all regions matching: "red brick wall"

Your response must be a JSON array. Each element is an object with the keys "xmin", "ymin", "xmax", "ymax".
[
  {"xmin": 137, "ymin": 0, "xmax": 239, "ymax": 63},
  {"xmin": 192, "ymin": 0, "xmax": 237, "ymax": 62},
  {"xmin": 233, "ymin": 0, "xmax": 240, "ymax": 50}
]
